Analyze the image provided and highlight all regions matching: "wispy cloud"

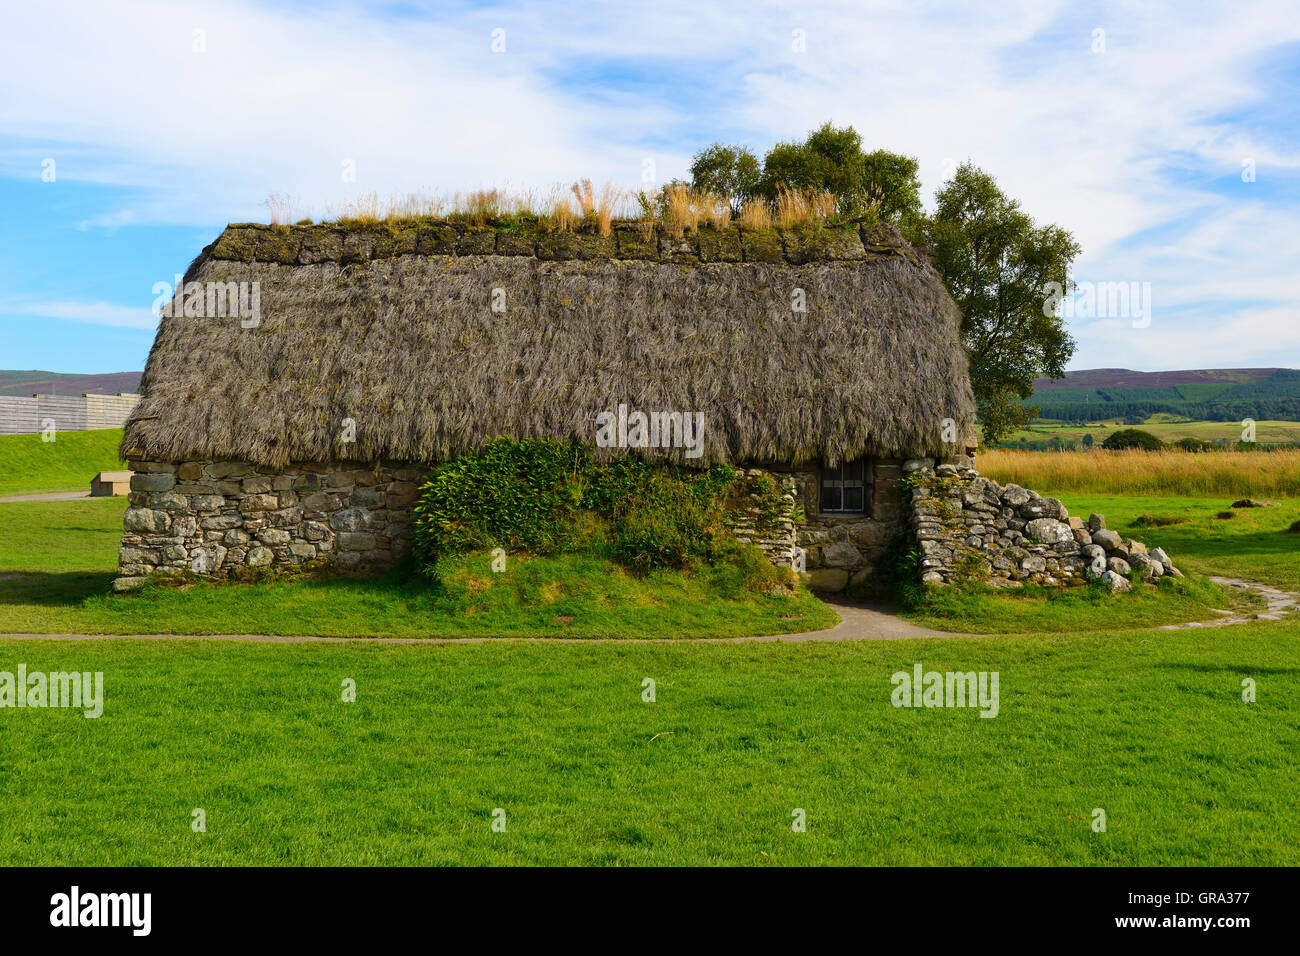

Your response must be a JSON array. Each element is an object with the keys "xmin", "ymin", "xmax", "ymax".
[
  {"xmin": 1, "ymin": 0, "xmax": 1297, "ymax": 371},
  {"xmin": 0, "ymin": 299, "xmax": 158, "ymax": 330}
]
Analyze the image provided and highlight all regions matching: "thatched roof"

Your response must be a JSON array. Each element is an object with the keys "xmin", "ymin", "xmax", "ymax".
[{"xmin": 123, "ymin": 219, "xmax": 974, "ymax": 469}]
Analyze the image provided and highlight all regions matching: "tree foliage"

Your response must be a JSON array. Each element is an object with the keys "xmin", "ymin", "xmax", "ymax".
[
  {"xmin": 688, "ymin": 143, "xmax": 761, "ymax": 213},
  {"xmin": 1101, "ymin": 428, "xmax": 1165, "ymax": 451},
  {"xmin": 689, "ymin": 122, "xmax": 922, "ymax": 225},
  {"xmin": 916, "ymin": 162, "xmax": 1080, "ymax": 444}
]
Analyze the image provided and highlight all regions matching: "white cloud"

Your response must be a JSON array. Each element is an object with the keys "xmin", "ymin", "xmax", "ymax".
[
  {"xmin": 2, "ymin": 0, "xmax": 1298, "ymax": 368},
  {"xmin": 0, "ymin": 299, "xmax": 158, "ymax": 330}
]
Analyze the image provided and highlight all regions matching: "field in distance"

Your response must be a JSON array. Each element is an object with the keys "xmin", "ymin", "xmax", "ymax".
[{"xmin": 1000, "ymin": 418, "xmax": 1300, "ymax": 446}]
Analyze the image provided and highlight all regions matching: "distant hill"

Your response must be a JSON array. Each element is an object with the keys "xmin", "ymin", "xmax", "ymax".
[
  {"xmin": 0, "ymin": 370, "xmax": 142, "ymax": 398},
  {"xmin": 1032, "ymin": 368, "xmax": 1279, "ymax": 390},
  {"xmin": 1025, "ymin": 368, "xmax": 1300, "ymax": 423}
]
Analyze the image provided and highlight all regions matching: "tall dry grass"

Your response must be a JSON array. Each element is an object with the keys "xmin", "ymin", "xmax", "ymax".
[
  {"xmin": 308, "ymin": 182, "xmax": 844, "ymax": 234},
  {"xmin": 978, "ymin": 448, "xmax": 1300, "ymax": 498}
]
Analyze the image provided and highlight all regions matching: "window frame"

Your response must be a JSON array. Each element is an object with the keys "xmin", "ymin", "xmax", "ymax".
[{"xmin": 819, "ymin": 457, "xmax": 872, "ymax": 516}]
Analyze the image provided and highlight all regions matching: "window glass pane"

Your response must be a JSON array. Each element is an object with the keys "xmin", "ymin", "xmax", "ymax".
[
  {"xmin": 843, "ymin": 486, "xmax": 863, "ymax": 512},
  {"xmin": 822, "ymin": 484, "xmax": 842, "ymax": 511}
]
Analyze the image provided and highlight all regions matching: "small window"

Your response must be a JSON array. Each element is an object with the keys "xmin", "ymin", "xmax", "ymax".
[{"xmin": 820, "ymin": 458, "xmax": 871, "ymax": 515}]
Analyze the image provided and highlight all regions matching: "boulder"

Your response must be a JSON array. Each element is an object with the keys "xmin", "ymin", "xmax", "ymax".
[
  {"xmin": 1024, "ymin": 518, "xmax": 1074, "ymax": 545},
  {"xmin": 1107, "ymin": 557, "xmax": 1131, "ymax": 576},
  {"xmin": 1001, "ymin": 485, "xmax": 1032, "ymax": 508},
  {"xmin": 1101, "ymin": 570, "xmax": 1132, "ymax": 593},
  {"xmin": 1024, "ymin": 520, "xmax": 1076, "ymax": 548},
  {"xmin": 1088, "ymin": 513, "xmax": 1106, "ymax": 532},
  {"xmin": 822, "ymin": 540, "xmax": 863, "ymax": 568},
  {"xmin": 1091, "ymin": 529, "xmax": 1122, "ymax": 550},
  {"xmin": 1020, "ymin": 555, "xmax": 1047, "ymax": 574}
]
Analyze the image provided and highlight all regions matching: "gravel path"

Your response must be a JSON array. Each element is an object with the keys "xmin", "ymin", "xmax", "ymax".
[
  {"xmin": 0, "ymin": 580, "xmax": 1294, "ymax": 644},
  {"xmin": 0, "ymin": 490, "xmax": 92, "ymax": 502}
]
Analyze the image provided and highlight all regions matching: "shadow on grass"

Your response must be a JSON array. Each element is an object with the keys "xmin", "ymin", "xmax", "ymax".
[
  {"xmin": 0, "ymin": 571, "xmax": 115, "ymax": 608},
  {"xmin": 1153, "ymin": 661, "xmax": 1300, "ymax": 676}
]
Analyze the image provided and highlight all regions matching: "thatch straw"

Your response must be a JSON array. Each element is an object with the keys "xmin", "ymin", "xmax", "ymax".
[{"xmin": 123, "ymin": 221, "xmax": 974, "ymax": 470}]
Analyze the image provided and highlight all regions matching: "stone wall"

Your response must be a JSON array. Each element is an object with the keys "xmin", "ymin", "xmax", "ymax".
[
  {"xmin": 905, "ymin": 459, "xmax": 1182, "ymax": 591},
  {"xmin": 726, "ymin": 470, "xmax": 800, "ymax": 566},
  {"xmin": 772, "ymin": 457, "xmax": 912, "ymax": 592},
  {"xmin": 114, "ymin": 459, "xmax": 423, "ymax": 592}
]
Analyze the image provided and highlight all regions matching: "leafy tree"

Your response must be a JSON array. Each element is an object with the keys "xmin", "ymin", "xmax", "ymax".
[
  {"xmin": 1101, "ymin": 428, "xmax": 1165, "ymax": 451},
  {"xmin": 688, "ymin": 143, "xmax": 761, "ymax": 213},
  {"xmin": 917, "ymin": 162, "xmax": 1081, "ymax": 444},
  {"xmin": 754, "ymin": 123, "xmax": 922, "ymax": 224},
  {"xmin": 1081, "ymin": 433, "xmax": 1094, "ymax": 448}
]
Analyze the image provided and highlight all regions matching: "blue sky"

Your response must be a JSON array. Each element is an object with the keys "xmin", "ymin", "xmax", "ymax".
[{"xmin": 2, "ymin": 0, "xmax": 1298, "ymax": 375}]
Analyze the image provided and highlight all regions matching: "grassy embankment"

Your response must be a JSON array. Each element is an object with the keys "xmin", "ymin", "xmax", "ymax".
[{"xmin": 0, "ymin": 428, "xmax": 126, "ymax": 496}]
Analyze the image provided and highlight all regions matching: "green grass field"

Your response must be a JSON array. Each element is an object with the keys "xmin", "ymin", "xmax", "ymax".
[
  {"xmin": 1, "ymin": 622, "xmax": 1295, "ymax": 865},
  {"xmin": 0, "ymin": 428, "xmax": 126, "ymax": 496},
  {"xmin": 1002, "ymin": 418, "xmax": 1300, "ymax": 446},
  {"xmin": 1, "ymin": 445, "xmax": 1297, "ymax": 865}
]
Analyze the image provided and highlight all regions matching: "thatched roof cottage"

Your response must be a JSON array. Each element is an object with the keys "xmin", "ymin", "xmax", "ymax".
[{"xmin": 115, "ymin": 219, "xmax": 977, "ymax": 592}]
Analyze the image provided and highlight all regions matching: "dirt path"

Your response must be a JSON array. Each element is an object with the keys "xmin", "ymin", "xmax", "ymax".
[
  {"xmin": 0, "ymin": 580, "xmax": 1294, "ymax": 645},
  {"xmin": 1156, "ymin": 575, "xmax": 1300, "ymax": 629},
  {"xmin": 0, "ymin": 490, "xmax": 91, "ymax": 502}
]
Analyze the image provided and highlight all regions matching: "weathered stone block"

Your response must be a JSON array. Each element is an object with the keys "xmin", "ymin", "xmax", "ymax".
[
  {"xmin": 337, "ymin": 532, "xmax": 377, "ymax": 551},
  {"xmin": 124, "ymin": 508, "xmax": 170, "ymax": 533},
  {"xmin": 131, "ymin": 473, "xmax": 175, "ymax": 492},
  {"xmin": 330, "ymin": 508, "xmax": 372, "ymax": 532}
]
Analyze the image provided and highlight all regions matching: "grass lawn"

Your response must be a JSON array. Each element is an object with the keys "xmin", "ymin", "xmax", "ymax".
[
  {"xmin": 0, "ymin": 428, "xmax": 126, "ymax": 496},
  {"xmin": 0, "ymin": 500, "xmax": 838, "ymax": 639},
  {"xmin": 0, "ymin": 468, "xmax": 1296, "ymax": 864},
  {"xmin": 1, "ymin": 624, "xmax": 1296, "ymax": 865}
]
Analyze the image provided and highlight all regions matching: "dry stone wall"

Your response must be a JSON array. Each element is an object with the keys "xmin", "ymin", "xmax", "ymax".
[
  {"xmin": 906, "ymin": 460, "xmax": 1183, "ymax": 591},
  {"xmin": 114, "ymin": 458, "xmax": 422, "ymax": 592}
]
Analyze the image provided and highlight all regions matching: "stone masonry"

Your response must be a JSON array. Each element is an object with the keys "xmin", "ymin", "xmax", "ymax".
[
  {"xmin": 114, "ymin": 459, "xmax": 423, "ymax": 592},
  {"xmin": 778, "ymin": 458, "xmax": 910, "ymax": 592},
  {"xmin": 905, "ymin": 458, "xmax": 1182, "ymax": 591}
]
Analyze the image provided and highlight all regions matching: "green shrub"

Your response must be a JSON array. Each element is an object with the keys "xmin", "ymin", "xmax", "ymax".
[
  {"xmin": 1101, "ymin": 428, "xmax": 1165, "ymax": 450},
  {"xmin": 411, "ymin": 438, "xmax": 742, "ymax": 578}
]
